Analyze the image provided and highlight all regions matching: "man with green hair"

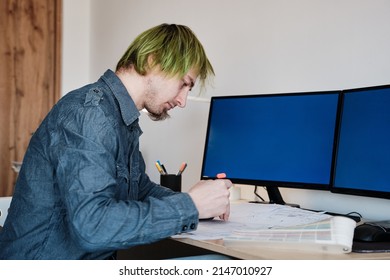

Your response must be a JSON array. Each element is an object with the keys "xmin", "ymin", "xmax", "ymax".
[{"xmin": 0, "ymin": 24, "xmax": 232, "ymax": 259}]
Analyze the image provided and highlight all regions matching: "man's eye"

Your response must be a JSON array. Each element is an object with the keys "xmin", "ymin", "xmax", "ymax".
[{"xmin": 181, "ymin": 80, "xmax": 193, "ymax": 91}]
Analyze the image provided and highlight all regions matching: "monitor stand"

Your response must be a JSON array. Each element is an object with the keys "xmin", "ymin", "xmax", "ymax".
[{"xmin": 250, "ymin": 186, "xmax": 300, "ymax": 208}]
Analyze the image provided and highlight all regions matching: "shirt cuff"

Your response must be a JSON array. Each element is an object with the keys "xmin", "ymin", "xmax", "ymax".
[{"xmin": 164, "ymin": 192, "xmax": 199, "ymax": 233}]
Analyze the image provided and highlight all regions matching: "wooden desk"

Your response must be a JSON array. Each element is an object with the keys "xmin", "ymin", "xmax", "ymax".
[
  {"xmin": 117, "ymin": 237, "xmax": 390, "ymax": 260},
  {"xmin": 168, "ymin": 201, "xmax": 390, "ymax": 260},
  {"xmin": 118, "ymin": 201, "xmax": 390, "ymax": 260},
  {"xmin": 174, "ymin": 238, "xmax": 390, "ymax": 260}
]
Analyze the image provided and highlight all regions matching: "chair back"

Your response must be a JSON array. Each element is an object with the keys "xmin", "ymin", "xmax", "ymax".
[{"xmin": 0, "ymin": 196, "xmax": 12, "ymax": 227}]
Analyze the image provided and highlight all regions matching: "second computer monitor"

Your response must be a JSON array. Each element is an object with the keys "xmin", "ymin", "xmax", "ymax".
[{"xmin": 333, "ymin": 85, "xmax": 390, "ymax": 199}]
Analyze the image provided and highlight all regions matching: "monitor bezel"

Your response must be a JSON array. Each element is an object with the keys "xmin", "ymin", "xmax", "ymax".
[
  {"xmin": 331, "ymin": 84, "xmax": 390, "ymax": 200},
  {"xmin": 200, "ymin": 91, "xmax": 342, "ymax": 192}
]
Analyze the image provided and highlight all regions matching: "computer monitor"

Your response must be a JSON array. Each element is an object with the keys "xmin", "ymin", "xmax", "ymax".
[
  {"xmin": 201, "ymin": 91, "xmax": 341, "ymax": 205},
  {"xmin": 332, "ymin": 85, "xmax": 390, "ymax": 199}
]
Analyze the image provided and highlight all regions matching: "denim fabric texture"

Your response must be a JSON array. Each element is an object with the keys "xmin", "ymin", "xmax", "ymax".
[{"xmin": 0, "ymin": 70, "xmax": 199, "ymax": 259}]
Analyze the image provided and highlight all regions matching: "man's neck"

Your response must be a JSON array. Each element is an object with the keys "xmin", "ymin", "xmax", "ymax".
[{"xmin": 115, "ymin": 68, "xmax": 145, "ymax": 111}]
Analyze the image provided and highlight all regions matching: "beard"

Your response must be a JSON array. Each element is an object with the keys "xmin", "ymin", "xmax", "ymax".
[
  {"xmin": 144, "ymin": 77, "xmax": 171, "ymax": 121},
  {"xmin": 145, "ymin": 105, "xmax": 171, "ymax": 121}
]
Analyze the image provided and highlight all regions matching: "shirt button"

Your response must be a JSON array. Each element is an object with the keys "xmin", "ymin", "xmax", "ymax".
[
  {"xmin": 190, "ymin": 223, "xmax": 196, "ymax": 230},
  {"xmin": 182, "ymin": 225, "xmax": 188, "ymax": 231}
]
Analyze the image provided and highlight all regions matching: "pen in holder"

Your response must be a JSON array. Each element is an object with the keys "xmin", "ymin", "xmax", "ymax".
[{"xmin": 160, "ymin": 174, "xmax": 182, "ymax": 192}]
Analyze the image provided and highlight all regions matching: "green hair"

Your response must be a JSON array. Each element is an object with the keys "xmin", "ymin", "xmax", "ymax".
[{"xmin": 116, "ymin": 23, "xmax": 214, "ymax": 90}]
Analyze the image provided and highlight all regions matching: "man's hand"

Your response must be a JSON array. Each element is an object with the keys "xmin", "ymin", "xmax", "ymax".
[{"xmin": 188, "ymin": 179, "xmax": 232, "ymax": 221}]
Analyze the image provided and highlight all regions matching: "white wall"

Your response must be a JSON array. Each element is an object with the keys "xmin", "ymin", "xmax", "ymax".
[
  {"xmin": 63, "ymin": 0, "xmax": 390, "ymax": 221},
  {"xmin": 62, "ymin": 0, "xmax": 91, "ymax": 94}
]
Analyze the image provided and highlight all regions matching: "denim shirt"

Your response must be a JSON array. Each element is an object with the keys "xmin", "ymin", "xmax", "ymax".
[{"xmin": 0, "ymin": 70, "xmax": 199, "ymax": 259}]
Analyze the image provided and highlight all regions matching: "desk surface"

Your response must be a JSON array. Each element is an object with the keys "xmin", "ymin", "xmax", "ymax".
[
  {"xmin": 171, "ymin": 201, "xmax": 390, "ymax": 260},
  {"xmin": 175, "ymin": 238, "xmax": 390, "ymax": 260}
]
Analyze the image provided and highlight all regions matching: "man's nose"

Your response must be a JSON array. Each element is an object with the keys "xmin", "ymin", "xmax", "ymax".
[{"xmin": 176, "ymin": 90, "xmax": 188, "ymax": 108}]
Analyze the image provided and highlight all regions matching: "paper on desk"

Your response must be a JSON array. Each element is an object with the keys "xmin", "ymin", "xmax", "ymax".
[{"xmin": 172, "ymin": 203, "xmax": 331, "ymax": 240}]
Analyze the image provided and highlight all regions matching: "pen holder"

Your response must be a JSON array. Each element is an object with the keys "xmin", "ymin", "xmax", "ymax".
[{"xmin": 160, "ymin": 174, "xmax": 181, "ymax": 192}]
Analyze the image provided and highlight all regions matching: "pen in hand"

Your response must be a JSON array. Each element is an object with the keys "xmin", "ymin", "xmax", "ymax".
[
  {"xmin": 216, "ymin": 173, "xmax": 226, "ymax": 179},
  {"xmin": 217, "ymin": 172, "xmax": 231, "ymax": 221}
]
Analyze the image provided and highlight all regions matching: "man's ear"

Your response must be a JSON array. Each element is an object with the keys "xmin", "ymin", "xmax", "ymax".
[{"xmin": 146, "ymin": 54, "xmax": 157, "ymax": 71}]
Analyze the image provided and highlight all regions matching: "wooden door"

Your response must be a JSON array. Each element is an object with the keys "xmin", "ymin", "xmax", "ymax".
[{"xmin": 0, "ymin": 0, "xmax": 62, "ymax": 196}]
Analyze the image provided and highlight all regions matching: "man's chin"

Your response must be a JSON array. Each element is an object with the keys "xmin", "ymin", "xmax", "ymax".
[{"xmin": 148, "ymin": 111, "xmax": 170, "ymax": 121}]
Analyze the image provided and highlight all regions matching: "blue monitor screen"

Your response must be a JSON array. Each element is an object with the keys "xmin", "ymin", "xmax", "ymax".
[
  {"xmin": 201, "ymin": 92, "xmax": 340, "ymax": 189},
  {"xmin": 333, "ymin": 86, "xmax": 390, "ymax": 198}
]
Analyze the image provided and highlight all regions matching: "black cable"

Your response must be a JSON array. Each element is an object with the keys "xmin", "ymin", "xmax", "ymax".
[
  {"xmin": 254, "ymin": 185, "xmax": 265, "ymax": 202},
  {"xmin": 345, "ymin": 211, "xmax": 363, "ymax": 219}
]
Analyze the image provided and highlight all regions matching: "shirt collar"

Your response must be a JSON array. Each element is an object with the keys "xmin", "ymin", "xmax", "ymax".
[{"xmin": 100, "ymin": 69, "xmax": 140, "ymax": 126}]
